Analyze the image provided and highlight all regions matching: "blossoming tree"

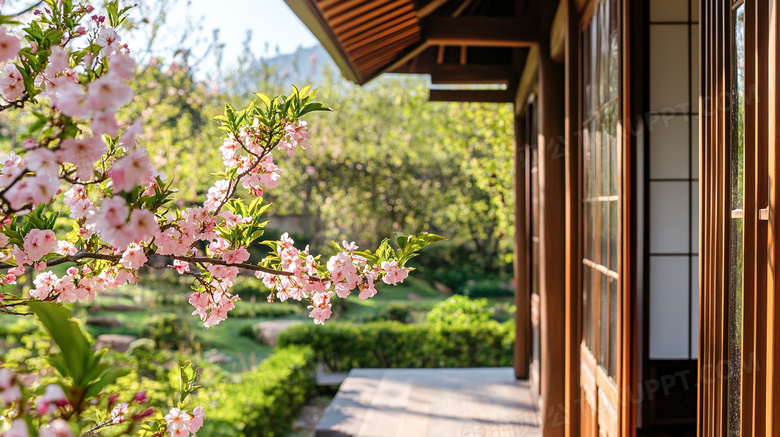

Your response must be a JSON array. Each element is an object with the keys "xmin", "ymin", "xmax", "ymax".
[{"xmin": 0, "ymin": 1, "xmax": 444, "ymax": 435}]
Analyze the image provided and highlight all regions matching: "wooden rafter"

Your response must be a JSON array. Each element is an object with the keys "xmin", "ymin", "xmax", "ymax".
[
  {"xmin": 430, "ymin": 64, "xmax": 515, "ymax": 84},
  {"xmin": 417, "ymin": 0, "xmax": 450, "ymax": 18},
  {"xmin": 429, "ymin": 88, "xmax": 515, "ymax": 103},
  {"xmin": 426, "ymin": 17, "xmax": 538, "ymax": 47}
]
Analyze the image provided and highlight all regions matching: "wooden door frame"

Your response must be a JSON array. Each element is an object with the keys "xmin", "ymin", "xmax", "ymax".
[
  {"xmin": 564, "ymin": 0, "xmax": 636, "ymax": 435},
  {"xmin": 699, "ymin": 0, "xmax": 779, "ymax": 435}
]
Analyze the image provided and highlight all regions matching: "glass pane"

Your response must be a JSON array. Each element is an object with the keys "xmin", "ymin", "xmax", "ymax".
[
  {"xmin": 583, "ymin": 24, "xmax": 592, "ymax": 120},
  {"xmin": 583, "ymin": 267, "xmax": 592, "ymax": 348},
  {"xmin": 590, "ymin": 22, "xmax": 598, "ymax": 116},
  {"xmin": 609, "ymin": 276, "xmax": 618, "ymax": 378},
  {"xmin": 599, "ymin": 0, "xmax": 609, "ymax": 105},
  {"xmin": 599, "ymin": 273, "xmax": 608, "ymax": 367},
  {"xmin": 608, "ymin": 0, "xmax": 619, "ymax": 99},
  {"xmin": 727, "ymin": 4, "xmax": 745, "ymax": 436},
  {"xmin": 591, "ymin": 268, "xmax": 598, "ymax": 348},
  {"xmin": 600, "ymin": 115, "xmax": 610, "ymax": 197},
  {"xmin": 532, "ymin": 324, "xmax": 540, "ymax": 372},
  {"xmin": 609, "ymin": 103, "xmax": 618, "ymax": 197},
  {"xmin": 601, "ymin": 203, "xmax": 610, "ymax": 268},
  {"xmin": 589, "ymin": 120, "xmax": 598, "ymax": 197},
  {"xmin": 610, "ymin": 200, "xmax": 618, "ymax": 272}
]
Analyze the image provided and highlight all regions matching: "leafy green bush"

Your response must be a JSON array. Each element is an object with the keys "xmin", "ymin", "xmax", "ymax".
[
  {"xmin": 277, "ymin": 321, "xmax": 514, "ymax": 371},
  {"xmin": 426, "ymin": 295, "xmax": 493, "ymax": 326},
  {"xmin": 196, "ymin": 346, "xmax": 316, "ymax": 437},
  {"xmin": 461, "ymin": 278, "xmax": 515, "ymax": 298},
  {"xmin": 490, "ymin": 302, "xmax": 517, "ymax": 323},
  {"xmin": 142, "ymin": 314, "xmax": 196, "ymax": 351},
  {"xmin": 229, "ymin": 301, "xmax": 301, "ymax": 319}
]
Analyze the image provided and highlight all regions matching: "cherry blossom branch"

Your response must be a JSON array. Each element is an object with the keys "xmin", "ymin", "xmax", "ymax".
[
  {"xmin": 0, "ymin": 93, "xmax": 29, "ymax": 112},
  {"xmin": 0, "ymin": 251, "xmax": 121, "ymax": 270},
  {"xmin": 0, "ymin": 250, "xmax": 321, "ymax": 280},
  {"xmin": 2, "ymin": 1, "xmax": 45, "ymax": 18},
  {"xmin": 168, "ymin": 253, "xmax": 324, "ymax": 280},
  {"xmin": 81, "ymin": 419, "xmax": 113, "ymax": 436}
]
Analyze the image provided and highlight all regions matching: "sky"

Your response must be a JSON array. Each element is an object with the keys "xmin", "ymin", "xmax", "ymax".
[{"xmin": 167, "ymin": 0, "xmax": 319, "ymax": 63}]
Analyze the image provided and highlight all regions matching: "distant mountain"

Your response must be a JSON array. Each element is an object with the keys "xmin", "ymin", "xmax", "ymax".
[
  {"xmin": 226, "ymin": 44, "xmax": 340, "ymax": 95},
  {"xmin": 264, "ymin": 45, "xmax": 336, "ymax": 82}
]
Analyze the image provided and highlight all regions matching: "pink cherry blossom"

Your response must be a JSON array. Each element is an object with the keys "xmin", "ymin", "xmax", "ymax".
[
  {"xmin": 3, "ymin": 172, "xmax": 59, "ymax": 210},
  {"xmin": 58, "ymin": 136, "xmax": 106, "ymax": 182},
  {"xmin": 107, "ymin": 52, "xmax": 135, "ymax": 80},
  {"xmin": 110, "ymin": 402, "xmax": 128, "ymax": 424},
  {"xmin": 164, "ymin": 408, "xmax": 190, "ymax": 436},
  {"xmin": 173, "ymin": 259, "xmax": 190, "ymax": 274},
  {"xmin": 309, "ymin": 306, "xmax": 332, "ymax": 325},
  {"xmin": 221, "ymin": 246, "xmax": 250, "ymax": 264},
  {"xmin": 0, "ymin": 369, "xmax": 21, "ymax": 404},
  {"xmin": 381, "ymin": 260, "xmax": 409, "ymax": 285},
  {"xmin": 204, "ymin": 179, "xmax": 230, "ymax": 212},
  {"xmin": 38, "ymin": 419, "xmax": 75, "ymax": 437},
  {"xmin": 0, "ymin": 63, "xmax": 24, "ymax": 101},
  {"xmin": 23, "ymin": 229, "xmax": 57, "ymax": 261},
  {"xmin": 96, "ymin": 28, "xmax": 121, "ymax": 56},
  {"xmin": 24, "ymin": 147, "xmax": 57, "ymax": 180},
  {"xmin": 219, "ymin": 210, "xmax": 251, "ymax": 228},
  {"xmin": 119, "ymin": 119, "xmax": 142, "ymax": 150},
  {"xmin": 120, "ymin": 243, "xmax": 147, "ymax": 269},
  {"xmin": 86, "ymin": 75, "xmax": 132, "ymax": 111},
  {"xmin": 43, "ymin": 45, "xmax": 69, "ymax": 78},
  {"xmin": 108, "ymin": 147, "xmax": 155, "ymax": 193},
  {"xmin": 189, "ymin": 406, "xmax": 205, "ymax": 433},
  {"xmin": 36, "ymin": 384, "xmax": 68, "ymax": 415},
  {"xmin": 31, "ymin": 271, "xmax": 59, "ymax": 300},
  {"xmin": 92, "ymin": 110, "xmax": 119, "ymax": 137},
  {"xmin": 52, "ymin": 82, "xmax": 91, "ymax": 118},
  {"xmin": 3, "ymin": 419, "xmax": 28, "ymax": 437},
  {"xmin": 127, "ymin": 208, "xmax": 159, "ymax": 242},
  {"xmin": 0, "ymin": 27, "xmax": 21, "ymax": 62}
]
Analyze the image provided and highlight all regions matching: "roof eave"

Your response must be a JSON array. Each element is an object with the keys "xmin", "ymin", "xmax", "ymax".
[{"xmin": 283, "ymin": 0, "xmax": 364, "ymax": 84}]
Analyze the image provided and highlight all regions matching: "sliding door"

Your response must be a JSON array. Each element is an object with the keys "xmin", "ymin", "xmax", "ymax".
[{"xmin": 579, "ymin": 0, "xmax": 622, "ymax": 435}]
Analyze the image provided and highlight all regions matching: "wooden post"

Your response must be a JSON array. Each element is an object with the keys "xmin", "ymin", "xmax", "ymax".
[
  {"xmin": 514, "ymin": 114, "xmax": 530, "ymax": 380},
  {"xmin": 563, "ymin": 0, "xmax": 581, "ymax": 434},
  {"xmin": 538, "ymin": 39, "xmax": 567, "ymax": 437}
]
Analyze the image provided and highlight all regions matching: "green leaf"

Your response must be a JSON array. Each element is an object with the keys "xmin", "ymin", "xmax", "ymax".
[
  {"xmin": 254, "ymin": 93, "xmax": 272, "ymax": 108},
  {"xmin": 83, "ymin": 368, "xmax": 131, "ymax": 399},
  {"xmin": 29, "ymin": 301, "xmax": 92, "ymax": 385},
  {"xmin": 298, "ymin": 102, "xmax": 332, "ymax": 117}
]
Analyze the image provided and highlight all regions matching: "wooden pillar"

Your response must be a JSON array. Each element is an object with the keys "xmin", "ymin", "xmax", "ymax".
[
  {"xmin": 514, "ymin": 114, "xmax": 530, "ymax": 380},
  {"xmin": 562, "ymin": 0, "xmax": 580, "ymax": 435},
  {"xmin": 538, "ymin": 39, "xmax": 567, "ymax": 437}
]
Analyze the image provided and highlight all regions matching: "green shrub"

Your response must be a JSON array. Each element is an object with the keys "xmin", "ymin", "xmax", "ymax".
[
  {"xmin": 409, "ymin": 241, "xmax": 509, "ymax": 291},
  {"xmin": 277, "ymin": 321, "xmax": 514, "ymax": 371},
  {"xmin": 426, "ymin": 295, "xmax": 493, "ymax": 326},
  {"xmin": 461, "ymin": 278, "xmax": 514, "ymax": 298},
  {"xmin": 229, "ymin": 301, "xmax": 300, "ymax": 319},
  {"xmin": 197, "ymin": 346, "xmax": 316, "ymax": 437},
  {"xmin": 490, "ymin": 302, "xmax": 517, "ymax": 323},
  {"xmin": 141, "ymin": 314, "xmax": 196, "ymax": 351}
]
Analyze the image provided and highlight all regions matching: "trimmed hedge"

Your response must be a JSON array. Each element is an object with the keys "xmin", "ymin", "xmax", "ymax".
[
  {"xmin": 277, "ymin": 321, "xmax": 514, "ymax": 371},
  {"xmin": 197, "ymin": 346, "xmax": 316, "ymax": 437},
  {"xmin": 461, "ymin": 278, "xmax": 515, "ymax": 298},
  {"xmin": 229, "ymin": 301, "xmax": 301, "ymax": 319}
]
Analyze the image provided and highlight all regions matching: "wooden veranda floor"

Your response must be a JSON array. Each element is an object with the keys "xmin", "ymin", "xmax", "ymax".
[{"xmin": 315, "ymin": 367, "xmax": 541, "ymax": 437}]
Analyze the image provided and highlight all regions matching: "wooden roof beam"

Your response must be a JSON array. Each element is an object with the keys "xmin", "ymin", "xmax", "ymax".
[
  {"xmin": 429, "ymin": 88, "xmax": 515, "ymax": 103},
  {"xmin": 430, "ymin": 64, "xmax": 516, "ymax": 84},
  {"xmin": 515, "ymin": 45, "xmax": 539, "ymax": 115},
  {"xmin": 427, "ymin": 17, "xmax": 539, "ymax": 47},
  {"xmin": 417, "ymin": 0, "xmax": 451, "ymax": 18},
  {"xmin": 549, "ymin": 0, "xmax": 566, "ymax": 62}
]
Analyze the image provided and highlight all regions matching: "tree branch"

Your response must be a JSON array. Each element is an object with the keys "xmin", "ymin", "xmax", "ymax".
[{"xmin": 0, "ymin": 251, "xmax": 323, "ymax": 281}]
